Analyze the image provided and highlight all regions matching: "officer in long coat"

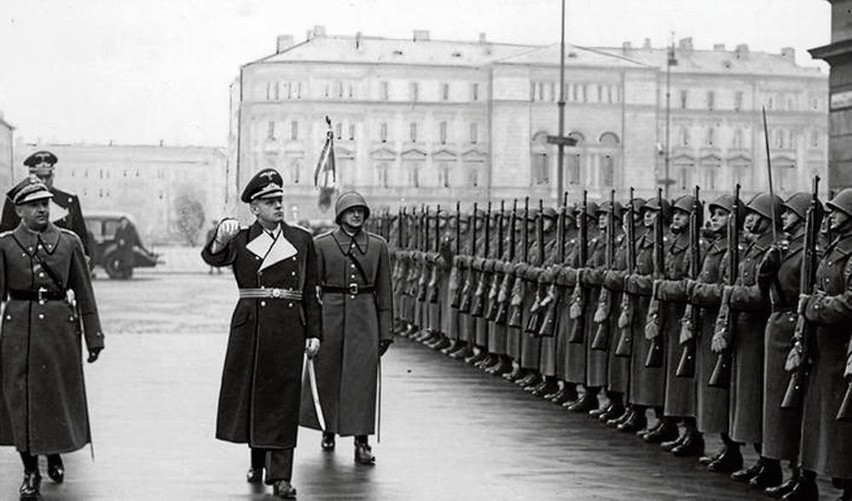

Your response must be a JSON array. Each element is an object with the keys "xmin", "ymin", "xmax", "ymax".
[
  {"xmin": 300, "ymin": 191, "xmax": 393, "ymax": 465},
  {"xmin": 0, "ymin": 179, "xmax": 103, "ymax": 500},
  {"xmin": 1, "ymin": 151, "xmax": 92, "ymax": 258},
  {"xmin": 792, "ymin": 188, "xmax": 852, "ymax": 501},
  {"xmin": 201, "ymin": 168, "xmax": 322, "ymax": 499}
]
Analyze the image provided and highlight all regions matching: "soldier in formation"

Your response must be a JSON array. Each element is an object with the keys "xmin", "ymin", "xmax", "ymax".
[{"xmin": 370, "ymin": 180, "xmax": 852, "ymax": 501}]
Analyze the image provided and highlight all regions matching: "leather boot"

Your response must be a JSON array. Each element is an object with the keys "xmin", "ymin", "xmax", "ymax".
[
  {"xmin": 532, "ymin": 380, "xmax": 559, "ymax": 398},
  {"xmin": 566, "ymin": 393, "xmax": 596, "ymax": 413},
  {"xmin": 440, "ymin": 340, "xmax": 459, "ymax": 355},
  {"xmin": 355, "ymin": 442, "xmax": 376, "ymax": 465},
  {"xmin": 272, "ymin": 480, "xmax": 297, "ymax": 499},
  {"xmin": 607, "ymin": 407, "xmax": 632, "ymax": 428},
  {"xmin": 750, "ymin": 459, "xmax": 783, "ymax": 489},
  {"xmin": 19, "ymin": 470, "xmax": 41, "ymax": 501},
  {"xmin": 449, "ymin": 344, "xmax": 472, "ymax": 360},
  {"xmin": 479, "ymin": 354, "xmax": 501, "ymax": 371},
  {"xmin": 707, "ymin": 447, "xmax": 744, "ymax": 473},
  {"xmin": 503, "ymin": 367, "xmax": 525, "ymax": 382},
  {"xmin": 618, "ymin": 409, "xmax": 645, "ymax": 433},
  {"xmin": 553, "ymin": 386, "xmax": 578, "ymax": 406},
  {"xmin": 661, "ymin": 433, "xmax": 686, "ymax": 451},
  {"xmin": 543, "ymin": 384, "xmax": 564, "ymax": 400},
  {"xmin": 47, "ymin": 454, "xmax": 64, "ymax": 484},
  {"xmin": 524, "ymin": 379, "xmax": 548, "ymax": 393},
  {"xmin": 731, "ymin": 457, "xmax": 765, "ymax": 483},
  {"xmin": 781, "ymin": 477, "xmax": 818, "ymax": 501},
  {"xmin": 430, "ymin": 337, "xmax": 451, "ymax": 350},
  {"xmin": 486, "ymin": 358, "xmax": 512, "ymax": 375},
  {"xmin": 321, "ymin": 432, "xmax": 336, "ymax": 451},
  {"xmin": 765, "ymin": 477, "xmax": 799, "ymax": 499},
  {"xmin": 516, "ymin": 372, "xmax": 540, "ymax": 387},
  {"xmin": 599, "ymin": 403, "xmax": 625, "ymax": 423},
  {"xmin": 699, "ymin": 447, "xmax": 725, "ymax": 466},
  {"xmin": 671, "ymin": 430, "xmax": 705, "ymax": 457},
  {"xmin": 644, "ymin": 420, "xmax": 678, "ymax": 444},
  {"xmin": 465, "ymin": 350, "xmax": 487, "ymax": 365}
]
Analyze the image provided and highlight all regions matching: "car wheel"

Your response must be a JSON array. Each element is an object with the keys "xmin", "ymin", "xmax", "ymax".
[{"xmin": 103, "ymin": 252, "xmax": 123, "ymax": 279}]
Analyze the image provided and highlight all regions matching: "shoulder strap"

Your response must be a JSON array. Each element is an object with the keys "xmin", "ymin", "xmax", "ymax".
[{"xmin": 12, "ymin": 234, "xmax": 66, "ymax": 291}]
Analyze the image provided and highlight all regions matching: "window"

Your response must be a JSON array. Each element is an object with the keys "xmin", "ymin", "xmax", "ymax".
[
  {"xmin": 324, "ymin": 83, "xmax": 330, "ymax": 98},
  {"xmin": 597, "ymin": 84, "xmax": 604, "ymax": 102},
  {"xmin": 285, "ymin": 82, "xmax": 291, "ymax": 99},
  {"xmin": 467, "ymin": 165, "xmax": 479, "ymax": 187},
  {"xmin": 734, "ymin": 91, "xmax": 743, "ymax": 111},
  {"xmin": 377, "ymin": 163, "xmax": 389, "ymax": 188},
  {"xmin": 733, "ymin": 128, "xmax": 744, "ymax": 149},
  {"xmin": 811, "ymin": 98, "xmax": 819, "ymax": 110},
  {"xmin": 767, "ymin": 96, "xmax": 775, "ymax": 110},
  {"xmin": 706, "ymin": 128, "xmax": 715, "ymax": 147},
  {"xmin": 810, "ymin": 130, "xmax": 820, "ymax": 148},
  {"xmin": 680, "ymin": 127, "xmax": 690, "ymax": 147},
  {"xmin": 532, "ymin": 153, "xmax": 549, "ymax": 185},
  {"xmin": 551, "ymin": 82, "xmax": 556, "ymax": 102},
  {"xmin": 410, "ymin": 82, "xmax": 419, "ymax": 102},
  {"xmin": 538, "ymin": 82, "xmax": 545, "ymax": 101},
  {"xmin": 572, "ymin": 83, "xmax": 578, "ymax": 102},
  {"xmin": 469, "ymin": 123, "xmax": 478, "ymax": 144},
  {"xmin": 335, "ymin": 123, "xmax": 343, "ymax": 140},
  {"xmin": 410, "ymin": 123, "xmax": 418, "ymax": 142},
  {"xmin": 348, "ymin": 124, "xmax": 355, "ymax": 141},
  {"xmin": 409, "ymin": 164, "xmax": 421, "ymax": 187},
  {"xmin": 731, "ymin": 162, "xmax": 749, "ymax": 185},
  {"xmin": 472, "ymin": 83, "xmax": 479, "ymax": 101},
  {"xmin": 273, "ymin": 82, "xmax": 279, "ymax": 100},
  {"xmin": 291, "ymin": 160, "xmax": 301, "ymax": 184},
  {"xmin": 703, "ymin": 167, "xmax": 717, "ymax": 190},
  {"xmin": 601, "ymin": 156, "xmax": 614, "ymax": 187},
  {"xmin": 439, "ymin": 121, "xmax": 448, "ymax": 144},
  {"xmin": 775, "ymin": 128, "xmax": 784, "ymax": 149},
  {"xmin": 707, "ymin": 91, "xmax": 715, "ymax": 111},
  {"xmin": 380, "ymin": 122, "xmax": 388, "ymax": 143},
  {"xmin": 789, "ymin": 131, "xmax": 797, "ymax": 149},
  {"xmin": 679, "ymin": 90, "xmax": 688, "ymax": 109},
  {"xmin": 439, "ymin": 163, "xmax": 451, "ymax": 187},
  {"xmin": 295, "ymin": 82, "xmax": 302, "ymax": 99},
  {"xmin": 567, "ymin": 154, "xmax": 580, "ymax": 184},
  {"xmin": 441, "ymin": 83, "xmax": 449, "ymax": 101},
  {"xmin": 347, "ymin": 84, "xmax": 354, "ymax": 99},
  {"xmin": 381, "ymin": 81, "xmax": 389, "ymax": 101},
  {"xmin": 267, "ymin": 121, "xmax": 276, "ymax": 140},
  {"xmin": 581, "ymin": 84, "xmax": 587, "ymax": 102},
  {"xmin": 290, "ymin": 121, "xmax": 298, "ymax": 141},
  {"xmin": 336, "ymin": 81, "xmax": 344, "ymax": 98}
]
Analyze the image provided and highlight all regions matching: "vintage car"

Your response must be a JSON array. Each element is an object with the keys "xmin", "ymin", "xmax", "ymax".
[{"xmin": 84, "ymin": 210, "xmax": 160, "ymax": 278}]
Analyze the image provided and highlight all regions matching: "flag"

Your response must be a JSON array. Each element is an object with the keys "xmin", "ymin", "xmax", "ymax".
[{"xmin": 314, "ymin": 128, "xmax": 337, "ymax": 211}]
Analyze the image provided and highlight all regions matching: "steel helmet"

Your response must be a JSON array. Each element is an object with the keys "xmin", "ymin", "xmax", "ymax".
[
  {"xmin": 641, "ymin": 196, "xmax": 672, "ymax": 223},
  {"xmin": 708, "ymin": 194, "xmax": 745, "ymax": 225},
  {"xmin": 827, "ymin": 188, "xmax": 852, "ymax": 217},
  {"xmin": 746, "ymin": 193, "xmax": 784, "ymax": 221},
  {"xmin": 335, "ymin": 191, "xmax": 370, "ymax": 223},
  {"xmin": 783, "ymin": 192, "xmax": 824, "ymax": 220}
]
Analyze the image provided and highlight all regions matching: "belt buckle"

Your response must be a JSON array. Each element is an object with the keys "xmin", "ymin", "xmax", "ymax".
[
  {"xmin": 271, "ymin": 288, "xmax": 282, "ymax": 299},
  {"xmin": 37, "ymin": 287, "xmax": 47, "ymax": 304},
  {"xmin": 349, "ymin": 283, "xmax": 359, "ymax": 295}
]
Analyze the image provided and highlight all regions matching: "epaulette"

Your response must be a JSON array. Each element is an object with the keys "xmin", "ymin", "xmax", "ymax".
[
  {"xmin": 367, "ymin": 231, "xmax": 389, "ymax": 245},
  {"xmin": 289, "ymin": 222, "xmax": 313, "ymax": 235},
  {"xmin": 57, "ymin": 227, "xmax": 85, "ymax": 246},
  {"xmin": 315, "ymin": 229, "xmax": 335, "ymax": 240},
  {"xmin": 0, "ymin": 230, "xmax": 14, "ymax": 239}
]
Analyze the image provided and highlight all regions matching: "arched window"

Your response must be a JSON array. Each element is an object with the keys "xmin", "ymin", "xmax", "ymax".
[{"xmin": 531, "ymin": 131, "xmax": 550, "ymax": 185}]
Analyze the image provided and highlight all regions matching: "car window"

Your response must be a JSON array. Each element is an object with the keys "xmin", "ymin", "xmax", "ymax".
[{"xmin": 104, "ymin": 220, "xmax": 120, "ymax": 239}]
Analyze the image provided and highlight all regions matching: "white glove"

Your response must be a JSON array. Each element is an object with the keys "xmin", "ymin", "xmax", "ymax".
[
  {"xmin": 215, "ymin": 218, "xmax": 241, "ymax": 245},
  {"xmin": 305, "ymin": 338, "xmax": 321, "ymax": 358}
]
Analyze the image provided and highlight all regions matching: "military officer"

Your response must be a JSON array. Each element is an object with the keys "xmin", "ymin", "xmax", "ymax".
[
  {"xmin": 1, "ymin": 151, "xmax": 91, "ymax": 258},
  {"xmin": 300, "ymin": 191, "xmax": 393, "ymax": 465},
  {"xmin": 201, "ymin": 168, "xmax": 322, "ymax": 499},
  {"xmin": 0, "ymin": 178, "xmax": 104, "ymax": 500}
]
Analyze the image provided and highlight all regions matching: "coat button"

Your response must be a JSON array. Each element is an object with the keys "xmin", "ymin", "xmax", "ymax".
[
  {"xmin": 5, "ymin": 315, "xmax": 9, "ymax": 320},
  {"xmin": 38, "ymin": 272, "xmax": 44, "ymax": 278},
  {"xmin": 291, "ymin": 271, "xmax": 296, "ymax": 276},
  {"xmin": 38, "ymin": 314, "xmax": 44, "ymax": 320},
  {"xmin": 260, "ymin": 301, "xmax": 266, "ymax": 307},
  {"xmin": 288, "ymin": 302, "xmax": 293, "ymax": 308}
]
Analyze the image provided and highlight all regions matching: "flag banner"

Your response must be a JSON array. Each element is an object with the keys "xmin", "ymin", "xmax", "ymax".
[{"xmin": 314, "ymin": 121, "xmax": 337, "ymax": 211}]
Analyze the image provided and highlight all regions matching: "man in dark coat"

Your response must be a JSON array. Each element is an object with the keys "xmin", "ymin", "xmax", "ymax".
[
  {"xmin": 0, "ymin": 178, "xmax": 104, "ymax": 500},
  {"xmin": 1, "ymin": 151, "xmax": 92, "ymax": 258},
  {"xmin": 113, "ymin": 217, "xmax": 140, "ymax": 279},
  {"xmin": 791, "ymin": 188, "xmax": 852, "ymax": 501},
  {"xmin": 300, "ymin": 191, "xmax": 393, "ymax": 465},
  {"xmin": 201, "ymin": 168, "xmax": 322, "ymax": 499}
]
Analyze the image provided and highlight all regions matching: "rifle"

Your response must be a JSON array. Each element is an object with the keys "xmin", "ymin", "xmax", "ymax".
[
  {"xmin": 450, "ymin": 202, "xmax": 464, "ymax": 309},
  {"xmin": 615, "ymin": 188, "xmax": 637, "ymax": 357},
  {"xmin": 495, "ymin": 200, "xmax": 517, "ymax": 324},
  {"xmin": 781, "ymin": 176, "xmax": 820, "ymax": 409},
  {"xmin": 676, "ymin": 186, "xmax": 701, "ymax": 378},
  {"xmin": 507, "ymin": 197, "xmax": 529, "ymax": 328},
  {"xmin": 525, "ymin": 200, "xmax": 546, "ymax": 334},
  {"xmin": 459, "ymin": 203, "xmax": 478, "ymax": 313},
  {"xmin": 416, "ymin": 206, "xmax": 431, "ymax": 302},
  {"xmin": 568, "ymin": 191, "xmax": 589, "ymax": 343},
  {"xmin": 709, "ymin": 184, "xmax": 741, "ymax": 388},
  {"xmin": 426, "ymin": 205, "xmax": 441, "ymax": 304},
  {"xmin": 592, "ymin": 189, "xmax": 617, "ymax": 350},
  {"xmin": 486, "ymin": 201, "xmax": 506, "ymax": 321},
  {"xmin": 471, "ymin": 202, "xmax": 492, "ymax": 317},
  {"xmin": 645, "ymin": 188, "xmax": 665, "ymax": 368},
  {"xmin": 539, "ymin": 192, "xmax": 569, "ymax": 338}
]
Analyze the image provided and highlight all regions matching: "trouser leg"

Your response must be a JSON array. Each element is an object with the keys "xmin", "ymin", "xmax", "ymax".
[
  {"xmin": 264, "ymin": 448, "xmax": 294, "ymax": 484},
  {"xmin": 19, "ymin": 452, "xmax": 38, "ymax": 473},
  {"xmin": 250, "ymin": 447, "xmax": 266, "ymax": 470}
]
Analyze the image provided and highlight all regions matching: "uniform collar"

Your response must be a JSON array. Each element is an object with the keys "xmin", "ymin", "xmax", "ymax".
[
  {"xmin": 247, "ymin": 221, "xmax": 297, "ymax": 270},
  {"xmin": 13, "ymin": 222, "xmax": 61, "ymax": 255},
  {"xmin": 333, "ymin": 227, "xmax": 369, "ymax": 254}
]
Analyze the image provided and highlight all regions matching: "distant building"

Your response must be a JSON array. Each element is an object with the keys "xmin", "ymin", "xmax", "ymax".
[
  {"xmin": 810, "ymin": 0, "xmax": 852, "ymax": 194},
  {"xmin": 0, "ymin": 112, "xmax": 13, "ymax": 190},
  {"xmin": 13, "ymin": 142, "xmax": 227, "ymax": 244},
  {"xmin": 231, "ymin": 27, "xmax": 828, "ymax": 217}
]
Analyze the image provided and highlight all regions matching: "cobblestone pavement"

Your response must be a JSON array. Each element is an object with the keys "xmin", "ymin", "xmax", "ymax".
[{"xmin": 0, "ymin": 272, "xmax": 840, "ymax": 499}]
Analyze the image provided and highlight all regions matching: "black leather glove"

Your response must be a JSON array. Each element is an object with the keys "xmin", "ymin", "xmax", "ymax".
[
  {"xmin": 379, "ymin": 340, "xmax": 393, "ymax": 357},
  {"xmin": 87, "ymin": 347, "xmax": 103, "ymax": 363}
]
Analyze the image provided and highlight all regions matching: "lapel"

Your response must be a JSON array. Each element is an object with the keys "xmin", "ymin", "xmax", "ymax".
[
  {"xmin": 246, "ymin": 221, "xmax": 297, "ymax": 272},
  {"xmin": 12, "ymin": 222, "xmax": 61, "ymax": 256},
  {"xmin": 333, "ymin": 227, "xmax": 368, "ymax": 256}
]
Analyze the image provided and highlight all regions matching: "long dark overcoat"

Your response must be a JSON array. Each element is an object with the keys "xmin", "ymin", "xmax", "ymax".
[
  {"xmin": 0, "ymin": 223, "xmax": 103, "ymax": 454},
  {"xmin": 800, "ymin": 232, "xmax": 852, "ymax": 478},
  {"xmin": 1, "ymin": 186, "xmax": 91, "ymax": 257},
  {"xmin": 582, "ymin": 231, "xmax": 609, "ymax": 388},
  {"xmin": 300, "ymin": 228, "xmax": 393, "ymax": 436},
  {"xmin": 201, "ymin": 221, "xmax": 321, "ymax": 449},
  {"xmin": 602, "ymin": 234, "xmax": 629, "ymax": 394},
  {"xmin": 688, "ymin": 237, "xmax": 731, "ymax": 434},
  {"xmin": 759, "ymin": 230, "xmax": 804, "ymax": 462}
]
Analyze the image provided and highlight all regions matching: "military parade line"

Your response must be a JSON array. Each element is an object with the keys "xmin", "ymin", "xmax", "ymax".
[{"xmin": 374, "ymin": 182, "xmax": 852, "ymax": 501}]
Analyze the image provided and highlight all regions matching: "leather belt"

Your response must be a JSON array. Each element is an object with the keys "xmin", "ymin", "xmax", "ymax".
[
  {"xmin": 321, "ymin": 284, "xmax": 374, "ymax": 295},
  {"xmin": 239, "ymin": 288, "xmax": 303, "ymax": 300},
  {"xmin": 9, "ymin": 288, "xmax": 66, "ymax": 302},
  {"xmin": 771, "ymin": 304, "xmax": 796, "ymax": 313}
]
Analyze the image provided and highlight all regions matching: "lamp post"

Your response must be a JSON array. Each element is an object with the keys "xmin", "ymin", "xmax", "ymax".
[{"xmin": 547, "ymin": 0, "xmax": 576, "ymax": 202}]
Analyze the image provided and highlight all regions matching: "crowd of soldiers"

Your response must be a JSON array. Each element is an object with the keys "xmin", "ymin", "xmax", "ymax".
[{"xmin": 365, "ymin": 181, "xmax": 852, "ymax": 501}]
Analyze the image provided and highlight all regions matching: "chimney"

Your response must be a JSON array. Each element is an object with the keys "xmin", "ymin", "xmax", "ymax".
[
  {"xmin": 780, "ymin": 47, "xmax": 795, "ymax": 63},
  {"xmin": 276, "ymin": 35, "xmax": 294, "ymax": 53},
  {"xmin": 355, "ymin": 31, "xmax": 362, "ymax": 50},
  {"xmin": 735, "ymin": 44, "xmax": 749, "ymax": 60},
  {"xmin": 643, "ymin": 38, "xmax": 652, "ymax": 50},
  {"xmin": 413, "ymin": 29, "xmax": 430, "ymax": 42},
  {"xmin": 622, "ymin": 41, "xmax": 633, "ymax": 55},
  {"xmin": 478, "ymin": 32, "xmax": 487, "ymax": 43},
  {"xmin": 678, "ymin": 37, "xmax": 694, "ymax": 56},
  {"xmin": 713, "ymin": 43, "xmax": 725, "ymax": 51}
]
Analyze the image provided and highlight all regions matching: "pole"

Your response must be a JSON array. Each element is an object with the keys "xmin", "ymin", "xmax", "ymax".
[
  {"xmin": 762, "ymin": 106, "xmax": 778, "ymax": 243},
  {"xmin": 556, "ymin": 0, "xmax": 566, "ymax": 202},
  {"xmin": 664, "ymin": 35, "xmax": 673, "ymax": 198}
]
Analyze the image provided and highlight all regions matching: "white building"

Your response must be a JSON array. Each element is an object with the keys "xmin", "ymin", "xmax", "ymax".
[{"xmin": 0, "ymin": 112, "xmax": 13, "ymax": 190}]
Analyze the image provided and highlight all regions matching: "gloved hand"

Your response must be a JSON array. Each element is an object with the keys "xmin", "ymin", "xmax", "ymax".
[
  {"xmin": 379, "ymin": 339, "xmax": 393, "ymax": 357},
  {"xmin": 87, "ymin": 347, "xmax": 102, "ymax": 364},
  {"xmin": 305, "ymin": 338, "xmax": 321, "ymax": 358}
]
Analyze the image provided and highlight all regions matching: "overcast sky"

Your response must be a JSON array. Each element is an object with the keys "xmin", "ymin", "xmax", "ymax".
[{"xmin": 0, "ymin": 0, "xmax": 830, "ymax": 147}]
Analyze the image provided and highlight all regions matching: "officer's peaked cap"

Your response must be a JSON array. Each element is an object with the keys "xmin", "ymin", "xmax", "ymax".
[
  {"xmin": 23, "ymin": 150, "xmax": 58, "ymax": 169},
  {"xmin": 241, "ymin": 168, "xmax": 284, "ymax": 203},
  {"xmin": 12, "ymin": 176, "xmax": 53, "ymax": 206}
]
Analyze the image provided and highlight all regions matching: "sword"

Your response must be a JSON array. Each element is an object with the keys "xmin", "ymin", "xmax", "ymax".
[{"xmin": 306, "ymin": 356, "xmax": 327, "ymax": 432}]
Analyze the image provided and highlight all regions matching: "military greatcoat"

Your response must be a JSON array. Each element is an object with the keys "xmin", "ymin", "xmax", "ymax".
[
  {"xmin": 0, "ymin": 223, "xmax": 103, "ymax": 454},
  {"xmin": 1, "ymin": 186, "xmax": 91, "ymax": 257},
  {"xmin": 202, "ymin": 221, "xmax": 322, "ymax": 449},
  {"xmin": 800, "ymin": 232, "xmax": 852, "ymax": 478},
  {"xmin": 300, "ymin": 228, "xmax": 393, "ymax": 436}
]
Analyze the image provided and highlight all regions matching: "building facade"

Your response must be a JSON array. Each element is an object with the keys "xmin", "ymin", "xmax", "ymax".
[
  {"xmin": 12, "ymin": 142, "xmax": 228, "ymax": 244},
  {"xmin": 231, "ymin": 27, "xmax": 828, "ymax": 219},
  {"xmin": 0, "ymin": 112, "xmax": 13, "ymax": 190}
]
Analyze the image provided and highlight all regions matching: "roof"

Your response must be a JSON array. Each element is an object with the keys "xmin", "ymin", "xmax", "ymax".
[
  {"xmin": 495, "ymin": 43, "xmax": 652, "ymax": 69},
  {"xmin": 256, "ymin": 35, "xmax": 536, "ymax": 68}
]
